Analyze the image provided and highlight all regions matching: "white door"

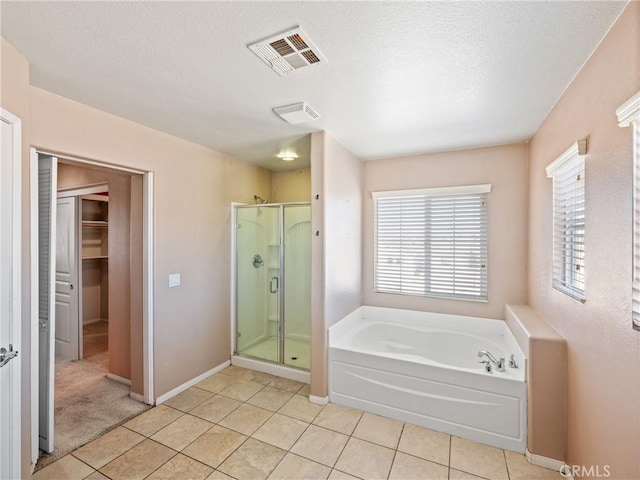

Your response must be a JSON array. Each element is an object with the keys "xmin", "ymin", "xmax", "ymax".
[
  {"xmin": 38, "ymin": 154, "xmax": 57, "ymax": 453},
  {"xmin": 1, "ymin": 110, "xmax": 22, "ymax": 479},
  {"xmin": 55, "ymin": 197, "xmax": 79, "ymax": 363}
]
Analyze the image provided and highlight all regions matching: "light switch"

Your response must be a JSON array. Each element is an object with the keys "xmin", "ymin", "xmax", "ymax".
[{"xmin": 169, "ymin": 273, "xmax": 181, "ymax": 288}]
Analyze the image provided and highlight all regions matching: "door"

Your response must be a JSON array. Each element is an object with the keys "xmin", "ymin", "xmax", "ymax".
[
  {"xmin": 37, "ymin": 153, "xmax": 57, "ymax": 453},
  {"xmin": 236, "ymin": 205, "xmax": 281, "ymax": 362},
  {"xmin": 55, "ymin": 197, "xmax": 79, "ymax": 363},
  {"xmin": 1, "ymin": 110, "xmax": 22, "ymax": 480},
  {"xmin": 283, "ymin": 205, "xmax": 311, "ymax": 369}
]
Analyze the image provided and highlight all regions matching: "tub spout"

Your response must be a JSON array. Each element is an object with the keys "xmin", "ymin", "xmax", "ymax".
[{"xmin": 477, "ymin": 350, "xmax": 506, "ymax": 372}]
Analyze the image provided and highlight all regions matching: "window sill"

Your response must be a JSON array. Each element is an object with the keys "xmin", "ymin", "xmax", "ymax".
[
  {"xmin": 552, "ymin": 283, "xmax": 586, "ymax": 303},
  {"xmin": 374, "ymin": 289, "xmax": 489, "ymax": 303}
]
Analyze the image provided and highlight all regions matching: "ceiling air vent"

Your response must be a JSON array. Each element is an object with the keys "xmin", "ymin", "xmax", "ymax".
[
  {"xmin": 273, "ymin": 102, "xmax": 321, "ymax": 124},
  {"xmin": 248, "ymin": 27, "xmax": 326, "ymax": 76}
]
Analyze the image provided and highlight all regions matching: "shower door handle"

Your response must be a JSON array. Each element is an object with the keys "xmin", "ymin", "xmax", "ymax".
[{"xmin": 270, "ymin": 276, "xmax": 279, "ymax": 294}]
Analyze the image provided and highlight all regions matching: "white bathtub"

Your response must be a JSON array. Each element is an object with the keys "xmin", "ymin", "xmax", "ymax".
[{"xmin": 328, "ymin": 306, "xmax": 527, "ymax": 453}]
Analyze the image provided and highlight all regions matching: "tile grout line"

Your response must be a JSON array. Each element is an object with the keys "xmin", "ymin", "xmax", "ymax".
[
  {"xmin": 386, "ymin": 423, "xmax": 405, "ymax": 480},
  {"xmin": 504, "ymin": 449, "xmax": 511, "ymax": 480},
  {"xmin": 214, "ymin": 379, "xmax": 308, "ymax": 479},
  {"xmin": 155, "ymin": 372, "xmax": 309, "ymax": 477},
  {"xmin": 448, "ymin": 435, "xmax": 452, "ymax": 480},
  {"xmin": 180, "ymin": 380, "xmax": 269, "ymax": 475},
  {"xmin": 331, "ymin": 407, "xmax": 368, "ymax": 479},
  {"xmin": 183, "ymin": 372, "xmax": 309, "ymax": 478},
  {"xmin": 98, "ymin": 437, "xmax": 179, "ymax": 478},
  {"xmin": 71, "ymin": 430, "xmax": 146, "ymax": 473}
]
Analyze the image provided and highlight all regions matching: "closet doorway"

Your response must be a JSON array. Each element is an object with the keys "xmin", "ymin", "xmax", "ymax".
[
  {"xmin": 32, "ymin": 150, "xmax": 154, "ymax": 468},
  {"xmin": 55, "ymin": 186, "xmax": 110, "ymax": 368}
]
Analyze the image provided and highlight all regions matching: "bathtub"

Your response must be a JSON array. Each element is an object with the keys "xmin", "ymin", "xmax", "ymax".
[{"xmin": 328, "ymin": 306, "xmax": 527, "ymax": 453}]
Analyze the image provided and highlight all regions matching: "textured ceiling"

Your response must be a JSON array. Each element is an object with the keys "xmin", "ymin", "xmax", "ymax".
[{"xmin": 0, "ymin": 1, "xmax": 627, "ymax": 169}]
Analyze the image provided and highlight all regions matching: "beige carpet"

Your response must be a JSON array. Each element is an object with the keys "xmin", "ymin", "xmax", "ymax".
[{"xmin": 35, "ymin": 359, "xmax": 150, "ymax": 470}]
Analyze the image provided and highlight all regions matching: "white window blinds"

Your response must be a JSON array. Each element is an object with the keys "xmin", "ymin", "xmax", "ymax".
[
  {"xmin": 617, "ymin": 91, "xmax": 640, "ymax": 328},
  {"xmin": 546, "ymin": 140, "xmax": 587, "ymax": 302},
  {"xmin": 373, "ymin": 184, "xmax": 490, "ymax": 301}
]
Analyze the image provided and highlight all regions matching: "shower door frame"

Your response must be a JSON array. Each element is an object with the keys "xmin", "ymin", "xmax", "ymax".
[{"xmin": 231, "ymin": 201, "xmax": 311, "ymax": 369}]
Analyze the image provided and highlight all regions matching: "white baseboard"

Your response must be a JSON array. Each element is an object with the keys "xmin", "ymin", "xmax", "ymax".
[
  {"xmin": 129, "ymin": 391, "xmax": 144, "ymax": 403},
  {"xmin": 309, "ymin": 395, "xmax": 329, "ymax": 406},
  {"xmin": 526, "ymin": 449, "xmax": 567, "ymax": 476},
  {"xmin": 106, "ymin": 372, "xmax": 131, "ymax": 386},
  {"xmin": 155, "ymin": 360, "xmax": 231, "ymax": 405},
  {"xmin": 231, "ymin": 355, "xmax": 310, "ymax": 384}
]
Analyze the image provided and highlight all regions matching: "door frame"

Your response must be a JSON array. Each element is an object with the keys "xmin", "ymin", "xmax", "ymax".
[
  {"xmin": 1, "ymin": 108, "xmax": 22, "ymax": 480},
  {"xmin": 29, "ymin": 148, "xmax": 155, "ymax": 464}
]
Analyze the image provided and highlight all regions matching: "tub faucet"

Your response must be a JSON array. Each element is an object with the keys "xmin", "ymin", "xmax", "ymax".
[{"xmin": 477, "ymin": 350, "xmax": 506, "ymax": 372}]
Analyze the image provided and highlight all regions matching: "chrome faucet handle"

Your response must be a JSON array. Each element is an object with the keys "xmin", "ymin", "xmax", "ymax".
[
  {"xmin": 509, "ymin": 354, "xmax": 518, "ymax": 369},
  {"xmin": 496, "ymin": 358, "xmax": 506, "ymax": 372},
  {"xmin": 479, "ymin": 359, "xmax": 493, "ymax": 374}
]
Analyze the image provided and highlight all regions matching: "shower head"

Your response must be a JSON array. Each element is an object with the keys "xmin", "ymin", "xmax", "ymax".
[{"xmin": 254, "ymin": 195, "xmax": 268, "ymax": 205}]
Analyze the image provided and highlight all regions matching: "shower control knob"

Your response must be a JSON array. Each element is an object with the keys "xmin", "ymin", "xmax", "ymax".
[{"xmin": 252, "ymin": 254, "xmax": 264, "ymax": 268}]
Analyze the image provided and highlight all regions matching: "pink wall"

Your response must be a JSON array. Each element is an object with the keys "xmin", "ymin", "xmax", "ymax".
[
  {"xmin": 29, "ymin": 86, "xmax": 272, "ymax": 398},
  {"xmin": 2, "ymin": 37, "xmax": 272, "ymax": 471},
  {"xmin": 310, "ymin": 132, "xmax": 363, "ymax": 397},
  {"xmin": 527, "ymin": 3, "xmax": 639, "ymax": 478},
  {"xmin": 363, "ymin": 143, "xmax": 529, "ymax": 319}
]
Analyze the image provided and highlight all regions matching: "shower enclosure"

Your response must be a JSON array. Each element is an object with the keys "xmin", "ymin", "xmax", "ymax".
[{"xmin": 233, "ymin": 202, "xmax": 311, "ymax": 371}]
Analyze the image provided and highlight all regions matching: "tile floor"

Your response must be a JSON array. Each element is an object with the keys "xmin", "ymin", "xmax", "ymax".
[{"xmin": 33, "ymin": 366, "xmax": 563, "ymax": 480}]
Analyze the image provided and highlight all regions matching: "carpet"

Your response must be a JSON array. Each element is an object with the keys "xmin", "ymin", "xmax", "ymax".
[{"xmin": 35, "ymin": 359, "xmax": 150, "ymax": 470}]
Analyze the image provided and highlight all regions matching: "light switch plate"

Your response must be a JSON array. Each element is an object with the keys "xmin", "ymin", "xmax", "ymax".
[{"xmin": 169, "ymin": 273, "xmax": 181, "ymax": 288}]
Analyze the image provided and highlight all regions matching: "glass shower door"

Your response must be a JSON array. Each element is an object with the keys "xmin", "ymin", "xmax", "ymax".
[
  {"xmin": 236, "ymin": 206, "xmax": 281, "ymax": 363},
  {"xmin": 283, "ymin": 205, "xmax": 311, "ymax": 369}
]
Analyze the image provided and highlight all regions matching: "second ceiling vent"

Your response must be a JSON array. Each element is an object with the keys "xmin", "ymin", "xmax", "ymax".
[{"xmin": 248, "ymin": 27, "xmax": 326, "ymax": 76}]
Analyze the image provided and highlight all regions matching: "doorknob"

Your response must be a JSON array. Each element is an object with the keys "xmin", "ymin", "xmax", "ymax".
[
  {"xmin": 70, "ymin": 284, "xmax": 74, "ymax": 290},
  {"xmin": 0, "ymin": 344, "xmax": 18, "ymax": 368},
  {"xmin": 40, "ymin": 322, "xmax": 47, "ymax": 330}
]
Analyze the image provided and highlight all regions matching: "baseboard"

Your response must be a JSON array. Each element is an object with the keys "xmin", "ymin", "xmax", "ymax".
[
  {"xmin": 106, "ymin": 372, "xmax": 131, "ymax": 386},
  {"xmin": 155, "ymin": 360, "xmax": 231, "ymax": 405},
  {"xmin": 129, "ymin": 391, "xmax": 144, "ymax": 403},
  {"xmin": 309, "ymin": 395, "xmax": 329, "ymax": 406},
  {"xmin": 526, "ymin": 449, "xmax": 567, "ymax": 476}
]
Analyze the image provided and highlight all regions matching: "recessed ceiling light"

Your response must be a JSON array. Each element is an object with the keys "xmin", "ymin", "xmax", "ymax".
[{"xmin": 277, "ymin": 152, "xmax": 298, "ymax": 162}]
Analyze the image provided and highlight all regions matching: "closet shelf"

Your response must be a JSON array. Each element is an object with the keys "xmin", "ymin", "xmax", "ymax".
[
  {"xmin": 82, "ymin": 221, "xmax": 109, "ymax": 227},
  {"xmin": 82, "ymin": 256, "xmax": 108, "ymax": 260}
]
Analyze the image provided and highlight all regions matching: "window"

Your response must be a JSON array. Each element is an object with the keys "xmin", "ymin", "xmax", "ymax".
[
  {"xmin": 617, "ymin": 91, "xmax": 640, "ymax": 328},
  {"xmin": 373, "ymin": 184, "xmax": 490, "ymax": 301},
  {"xmin": 546, "ymin": 140, "xmax": 587, "ymax": 302}
]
